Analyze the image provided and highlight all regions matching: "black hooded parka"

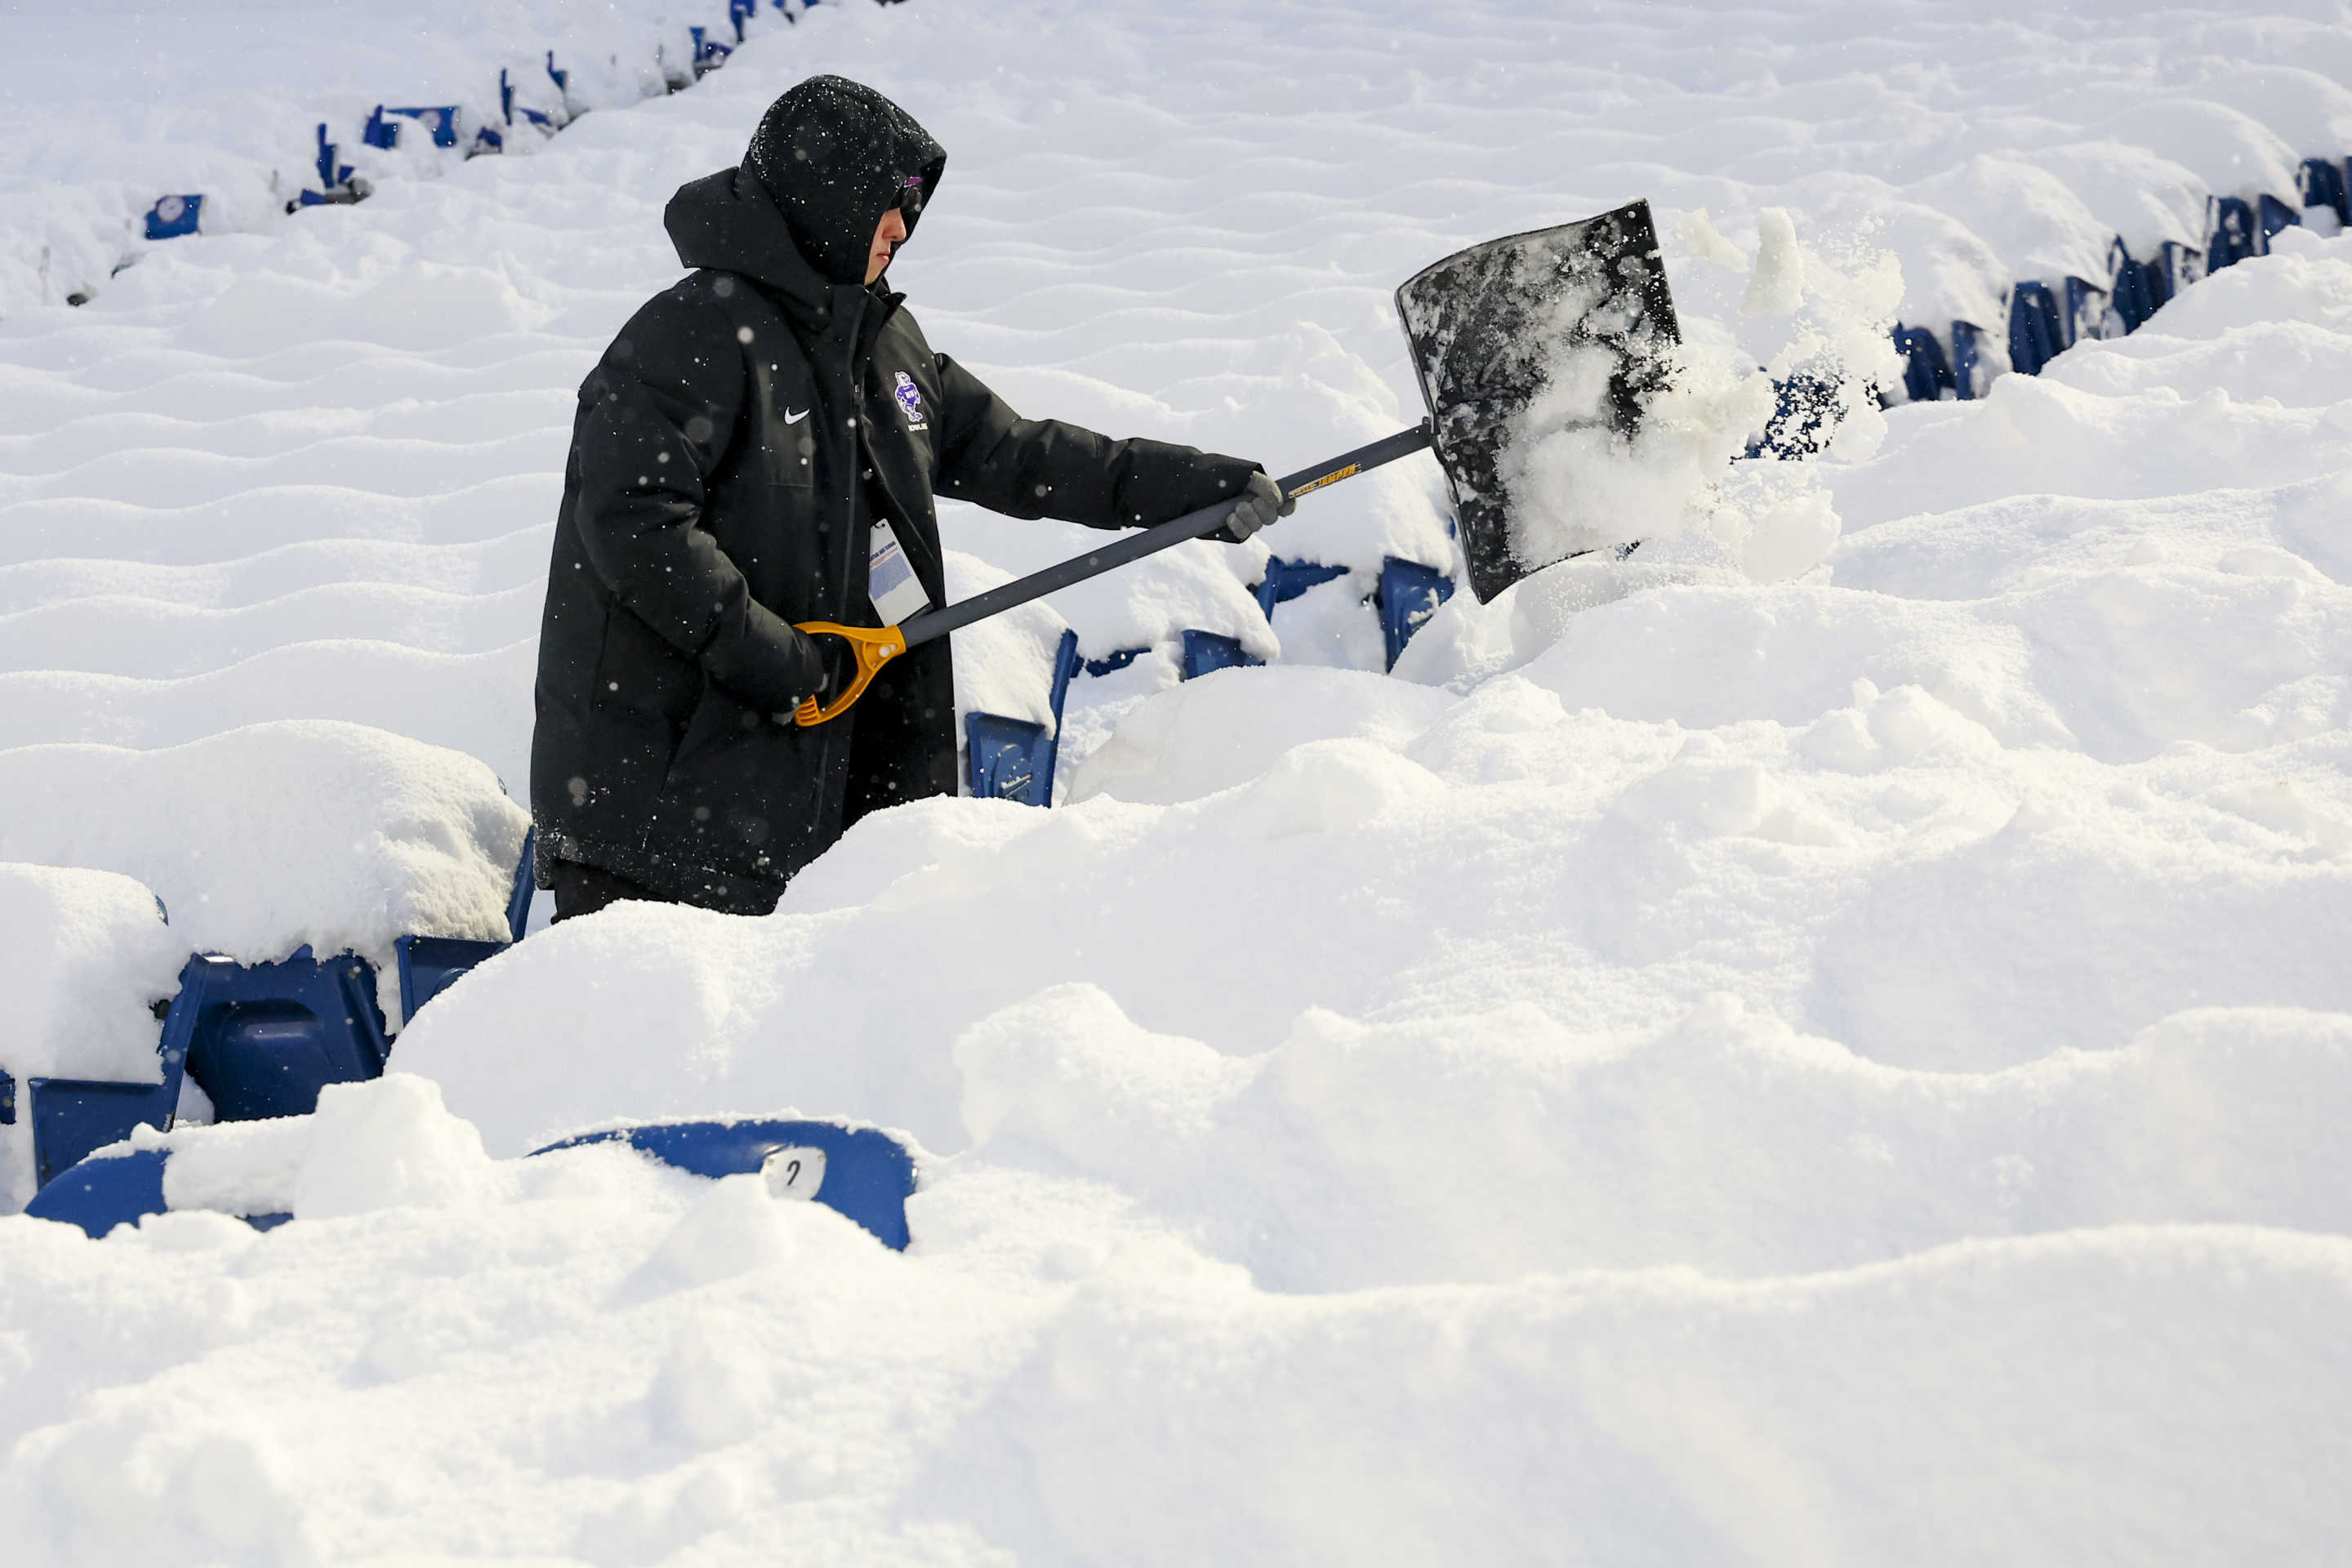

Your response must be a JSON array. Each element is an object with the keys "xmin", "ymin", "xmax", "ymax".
[{"xmin": 531, "ymin": 77, "xmax": 1257, "ymax": 914}]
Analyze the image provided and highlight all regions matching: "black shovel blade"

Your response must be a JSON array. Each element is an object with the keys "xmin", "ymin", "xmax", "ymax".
[{"xmin": 1396, "ymin": 199, "xmax": 1682, "ymax": 603}]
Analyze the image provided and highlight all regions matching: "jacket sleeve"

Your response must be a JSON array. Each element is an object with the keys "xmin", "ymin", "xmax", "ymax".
[
  {"xmin": 569, "ymin": 288, "xmax": 826, "ymax": 713},
  {"xmin": 929, "ymin": 352, "xmax": 1260, "ymax": 530}
]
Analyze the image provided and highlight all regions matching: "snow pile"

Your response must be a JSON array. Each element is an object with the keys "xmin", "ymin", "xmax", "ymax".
[
  {"xmin": 0, "ymin": 720, "xmax": 529, "ymax": 973},
  {"xmin": 7, "ymin": 1071, "xmax": 2351, "ymax": 1563},
  {"xmin": 363, "ymin": 225, "xmax": 2352, "ymax": 1557}
]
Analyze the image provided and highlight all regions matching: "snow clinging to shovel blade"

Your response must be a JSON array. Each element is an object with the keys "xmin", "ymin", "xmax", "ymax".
[{"xmin": 1502, "ymin": 313, "xmax": 1771, "ymax": 564}]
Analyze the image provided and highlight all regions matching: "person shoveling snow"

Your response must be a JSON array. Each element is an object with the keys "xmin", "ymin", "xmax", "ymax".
[
  {"xmin": 534, "ymin": 78, "xmax": 1716, "ymax": 922},
  {"xmin": 531, "ymin": 74, "xmax": 1293, "ymax": 919}
]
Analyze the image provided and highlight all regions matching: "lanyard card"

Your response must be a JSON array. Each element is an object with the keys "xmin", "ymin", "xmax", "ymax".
[{"xmin": 867, "ymin": 518, "xmax": 933, "ymax": 626}]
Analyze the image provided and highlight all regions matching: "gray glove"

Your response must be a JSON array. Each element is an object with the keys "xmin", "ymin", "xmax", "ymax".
[{"xmin": 1215, "ymin": 470, "xmax": 1295, "ymax": 543}]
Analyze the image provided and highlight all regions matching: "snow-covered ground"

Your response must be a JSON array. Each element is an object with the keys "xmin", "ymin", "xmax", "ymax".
[{"xmin": 5, "ymin": 0, "xmax": 2352, "ymax": 1561}]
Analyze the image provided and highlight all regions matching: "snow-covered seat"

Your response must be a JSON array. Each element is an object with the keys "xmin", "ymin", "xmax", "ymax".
[
  {"xmin": 1950, "ymin": 318, "xmax": 1993, "ymax": 398},
  {"xmin": 0, "ymin": 864, "xmax": 188, "ymax": 1209},
  {"xmin": 1179, "ymin": 629, "xmax": 1261, "ymax": 679},
  {"xmin": 1891, "ymin": 324, "xmax": 1954, "ymax": 402},
  {"xmin": 1254, "ymin": 557, "xmax": 1350, "ymax": 621},
  {"xmin": 1376, "ymin": 558, "xmax": 1456, "ymax": 670},
  {"xmin": 2007, "ymin": 282, "xmax": 2065, "ymax": 376},
  {"xmin": 948, "ymin": 553, "xmax": 1093, "ymax": 804},
  {"xmin": 533, "ymin": 1117, "xmax": 919, "ymax": 1250},
  {"xmin": 2108, "ymin": 240, "xmax": 2161, "ymax": 336},
  {"xmin": 2302, "ymin": 158, "xmax": 2350, "ymax": 226},
  {"xmin": 365, "ymin": 105, "xmax": 460, "ymax": 150},
  {"xmin": 2159, "ymin": 239, "xmax": 2205, "ymax": 299},
  {"xmin": 28, "ymin": 1110, "xmax": 920, "ymax": 1252},
  {"xmin": 0, "ymin": 723, "xmax": 530, "ymax": 1186},
  {"xmin": 169, "ymin": 824, "xmax": 533, "ymax": 1124},
  {"xmin": 2061, "ymin": 275, "xmax": 2106, "ymax": 346},
  {"xmin": 2210, "ymin": 196, "xmax": 2260, "ymax": 270},
  {"xmin": 174, "ymin": 949, "xmax": 391, "ymax": 1123},
  {"xmin": 143, "ymin": 194, "xmax": 202, "ymax": 241},
  {"xmin": 2257, "ymin": 193, "xmax": 2301, "ymax": 247}
]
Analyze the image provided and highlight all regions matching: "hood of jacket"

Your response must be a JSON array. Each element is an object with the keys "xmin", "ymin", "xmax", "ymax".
[
  {"xmin": 664, "ymin": 165, "xmax": 840, "ymax": 315},
  {"xmin": 737, "ymin": 74, "xmax": 947, "ymax": 287}
]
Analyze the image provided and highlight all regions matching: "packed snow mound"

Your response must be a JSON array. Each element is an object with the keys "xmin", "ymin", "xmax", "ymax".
[
  {"xmin": 0, "ymin": 720, "xmax": 528, "ymax": 972},
  {"xmin": 7, "ymin": 1077, "xmax": 2352, "ymax": 1565},
  {"xmin": 0, "ymin": 864, "xmax": 182, "ymax": 1082}
]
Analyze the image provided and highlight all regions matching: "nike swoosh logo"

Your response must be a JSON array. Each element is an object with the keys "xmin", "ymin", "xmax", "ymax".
[{"xmin": 783, "ymin": 408, "xmax": 809, "ymax": 425}]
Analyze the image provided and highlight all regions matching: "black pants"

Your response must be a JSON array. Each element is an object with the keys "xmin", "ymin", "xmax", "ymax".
[{"xmin": 549, "ymin": 860, "xmax": 673, "ymax": 923}]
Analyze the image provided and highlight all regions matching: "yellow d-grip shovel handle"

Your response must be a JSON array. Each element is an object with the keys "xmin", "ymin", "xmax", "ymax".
[{"xmin": 792, "ymin": 622, "xmax": 906, "ymax": 726}]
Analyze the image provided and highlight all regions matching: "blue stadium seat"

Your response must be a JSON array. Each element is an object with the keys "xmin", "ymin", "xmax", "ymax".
[
  {"xmin": 393, "ymin": 827, "xmax": 537, "ymax": 1018},
  {"xmin": 143, "ymin": 195, "xmax": 203, "ymax": 242},
  {"xmin": 314, "ymin": 123, "xmax": 350, "ymax": 189},
  {"xmin": 964, "ymin": 630, "xmax": 1084, "ymax": 805},
  {"xmin": 500, "ymin": 68, "xmax": 560, "ymax": 131},
  {"xmin": 1950, "ymin": 319, "xmax": 1992, "ymax": 398},
  {"xmin": 2159, "ymin": 240, "xmax": 2204, "ymax": 299},
  {"xmin": 1180, "ymin": 629, "xmax": 1261, "ymax": 679},
  {"xmin": 1082, "ymin": 647, "xmax": 1146, "ymax": 677},
  {"xmin": 1254, "ymin": 557, "xmax": 1351, "ymax": 620},
  {"xmin": 385, "ymin": 107, "xmax": 459, "ymax": 149},
  {"xmin": 2257, "ymin": 193, "xmax": 2301, "ymax": 247},
  {"xmin": 25, "ymin": 959, "xmax": 206, "ymax": 1187},
  {"xmin": 2299, "ymin": 158, "xmax": 2350, "ymax": 225},
  {"xmin": 394, "ymin": 935, "xmax": 506, "ymax": 1018},
  {"xmin": 532, "ymin": 1118, "xmax": 920, "ymax": 1250},
  {"xmin": 2007, "ymin": 282, "xmax": 2065, "ymax": 376},
  {"xmin": 2208, "ymin": 197, "xmax": 2258, "ymax": 270},
  {"xmin": 2061, "ymin": 276, "xmax": 2106, "ymax": 345},
  {"xmin": 177, "ymin": 950, "xmax": 391, "ymax": 1123},
  {"xmin": 688, "ymin": 27, "xmax": 732, "ymax": 74},
  {"xmin": 20, "ymin": 829, "xmax": 532, "ymax": 1198},
  {"xmin": 2108, "ymin": 238, "xmax": 2159, "ymax": 334},
  {"xmin": 290, "ymin": 124, "xmax": 360, "ymax": 210},
  {"xmin": 28, "ymin": 1114, "xmax": 920, "ymax": 1250},
  {"xmin": 964, "ymin": 715, "xmax": 1049, "ymax": 802},
  {"xmin": 1377, "ymin": 557, "xmax": 1455, "ymax": 670},
  {"xmin": 21, "ymin": 1147, "xmax": 169, "ymax": 1238},
  {"xmin": 1891, "ymin": 325, "xmax": 1953, "ymax": 402}
]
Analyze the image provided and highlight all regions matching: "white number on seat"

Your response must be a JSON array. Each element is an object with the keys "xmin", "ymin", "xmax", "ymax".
[{"xmin": 761, "ymin": 1146, "xmax": 827, "ymax": 1200}]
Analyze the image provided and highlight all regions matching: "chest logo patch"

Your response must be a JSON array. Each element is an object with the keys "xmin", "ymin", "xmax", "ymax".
[{"xmin": 893, "ymin": 371, "xmax": 928, "ymax": 431}]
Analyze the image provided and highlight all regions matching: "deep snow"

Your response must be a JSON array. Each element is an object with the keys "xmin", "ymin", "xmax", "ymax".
[{"xmin": 3, "ymin": 0, "xmax": 2352, "ymax": 1561}]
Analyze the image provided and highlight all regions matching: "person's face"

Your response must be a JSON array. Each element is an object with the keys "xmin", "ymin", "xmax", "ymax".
[{"xmin": 866, "ymin": 207, "xmax": 909, "ymax": 284}]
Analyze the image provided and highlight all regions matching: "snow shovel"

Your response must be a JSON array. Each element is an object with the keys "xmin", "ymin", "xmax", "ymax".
[{"xmin": 796, "ymin": 198, "xmax": 1682, "ymax": 724}]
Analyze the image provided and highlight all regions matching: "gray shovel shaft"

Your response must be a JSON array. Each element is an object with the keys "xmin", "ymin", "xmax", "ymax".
[{"xmin": 895, "ymin": 421, "xmax": 1435, "ymax": 651}]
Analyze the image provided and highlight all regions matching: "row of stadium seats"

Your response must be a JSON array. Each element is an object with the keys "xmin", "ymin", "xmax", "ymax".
[
  {"xmin": 136, "ymin": 1, "xmax": 826, "ymax": 236},
  {"xmin": 3, "ymin": 835, "xmax": 537, "ymax": 1193},
  {"xmin": 973, "ymin": 556, "xmax": 1460, "ymax": 808},
  {"xmin": 1886, "ymin": 161, "xmax": 2351, "ymax": 406}
]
